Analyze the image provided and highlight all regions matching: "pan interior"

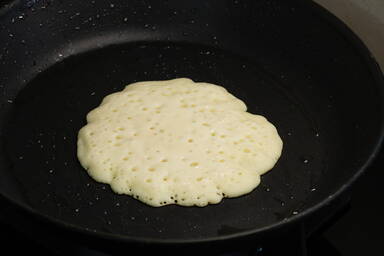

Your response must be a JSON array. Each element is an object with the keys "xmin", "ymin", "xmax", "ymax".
[{"xmin": 0, "ymin": 0, "xmax": 382, "ymax": 241}]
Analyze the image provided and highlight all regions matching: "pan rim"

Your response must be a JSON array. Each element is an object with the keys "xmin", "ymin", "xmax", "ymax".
[{"xmin": 1, "ymin": 0, "xmax": 384, "ymax": 245}]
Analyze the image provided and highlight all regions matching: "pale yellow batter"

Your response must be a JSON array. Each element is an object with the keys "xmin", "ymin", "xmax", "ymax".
[{"xmin": 77, "ymin": 78, "xmax": 283, "ymax": 207}]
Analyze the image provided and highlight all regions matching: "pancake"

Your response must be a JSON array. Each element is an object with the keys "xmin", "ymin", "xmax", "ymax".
[{"xmin": 77, "ymin": 78, "xmax": 283, "ymax": 207}]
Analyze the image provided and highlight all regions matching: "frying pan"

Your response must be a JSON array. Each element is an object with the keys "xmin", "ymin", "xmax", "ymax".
[{"xmin": 0, "ymin": 0, "xmax": 383, "ymax": 251}]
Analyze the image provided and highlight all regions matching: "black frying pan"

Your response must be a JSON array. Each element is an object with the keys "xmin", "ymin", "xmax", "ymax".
[{"xmin": 0, "ymin": 0, "xmax": 383, "ymax": 250}]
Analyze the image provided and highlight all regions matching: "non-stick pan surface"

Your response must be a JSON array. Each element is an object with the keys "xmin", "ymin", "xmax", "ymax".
[{"xmin": 0, "ymin": 0, "xmax": 383, "ymax": 243}]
